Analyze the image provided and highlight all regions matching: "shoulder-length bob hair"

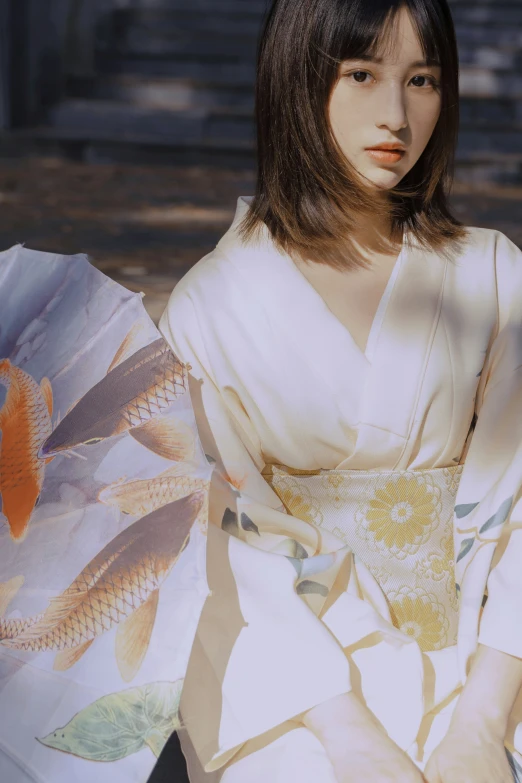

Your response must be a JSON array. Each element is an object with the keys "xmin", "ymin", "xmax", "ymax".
[{"xmin": 238, "ymin": 0, "xmax": 467, "ymax": 269}]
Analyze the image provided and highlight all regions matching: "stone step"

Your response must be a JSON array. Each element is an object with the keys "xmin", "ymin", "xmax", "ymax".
[
  {"xmin": 459, "ymin": 66, "xmax": 522, "ymax": 98},
  {"xmin": 81, "ymin": 75, "xmax": 254, "ymax": 112},
  {"xmin": 99, "ymin": 55, "xmax": 257, "ymax": 85},
  {"xmin": 112, "ymin": 7, "xmax": 266, "ymax": 33},
  {"xmin": 457, "ymin": 47, "xmax": 522, "ymax": 71},
  {"xmin": 112, "ymin": 26, "xmax": 258, "ymax": 61},
  {"xmin": 116, "ymin": 0, "xmax": 268, "ymax": 14},
  {"xmin": 108, "ymin": 11, "xmax": 260, "ymax": 60},
  {"xmin": 455, "ymin": 156, "xmax": 522, "ymax": 186},
  {"xmin": 457, "ymin": 129, "xmax": 522, "ymax": 158},
  {"xmin": 460, "ymin": 97, "xmax": 522, "ymax": 125},
  {"xmin": 451, "ymin": 4, "xmax": 522, "ymax": 25},
  {"xmin": 455, "ymin": 26, "xmax": 522, "ymax": 49},
  {"xmin": 44, "ymin": 99, "xmax": 255, "ymax": 148}
]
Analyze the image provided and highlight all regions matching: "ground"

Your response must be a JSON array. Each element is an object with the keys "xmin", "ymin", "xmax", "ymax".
[{"xmin": 1, "ymin": 156, "xmax": 521, "ymax": 324}]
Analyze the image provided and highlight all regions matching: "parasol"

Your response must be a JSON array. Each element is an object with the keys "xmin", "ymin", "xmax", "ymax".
[{"xmin": 0, "ymin": 244, "xmax": 212, "ymax": 782}]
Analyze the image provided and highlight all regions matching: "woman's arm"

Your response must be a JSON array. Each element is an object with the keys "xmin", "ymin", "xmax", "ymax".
[
  {"xmin": 449, "ymin": 644, "xmax": 522, "ymax": 735},
  {"xmin": 423, "ymin": 646, "xmax": 522, "ymax": 783},
  {"xmin": 303, "ymin": 692, "xmax": 426, "ymax": 783}
]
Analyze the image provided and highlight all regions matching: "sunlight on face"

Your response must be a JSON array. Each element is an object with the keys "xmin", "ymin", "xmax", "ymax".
[{"xmin": 328, "ymin": 6, "xmax": 442, "ymax": 191}]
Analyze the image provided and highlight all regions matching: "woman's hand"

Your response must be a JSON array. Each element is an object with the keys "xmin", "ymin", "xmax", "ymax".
[
  {"xmin": 423, "ymin": 717, "xmax": 513, "ymax": 783},
  {"xmin": 423, "ymin": 643, "xmax": 521, "ymax": 782},
  {"xmin": 303, "ymin": 691, "xmax": 426, "ymax": 783}
]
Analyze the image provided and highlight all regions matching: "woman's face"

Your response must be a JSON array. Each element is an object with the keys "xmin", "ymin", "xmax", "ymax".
[{"xmin": 328, "ymin": 6, "xmax": 442, "ymax": 191}]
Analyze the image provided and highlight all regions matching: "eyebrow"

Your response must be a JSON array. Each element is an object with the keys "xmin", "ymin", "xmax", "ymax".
[{"xmin": 346, "ymin": 55, "xmax": 441, "ymax": 67}]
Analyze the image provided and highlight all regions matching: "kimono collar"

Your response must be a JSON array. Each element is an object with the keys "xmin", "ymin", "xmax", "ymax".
[{"xmin": 217, "ymin": 197, "xmax": 448, "ymax": 464}]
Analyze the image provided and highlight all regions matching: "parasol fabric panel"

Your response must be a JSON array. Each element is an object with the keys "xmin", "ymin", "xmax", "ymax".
[{"xmin": 0, "ymin": 245, "xmax": 211, "ymax": 783}]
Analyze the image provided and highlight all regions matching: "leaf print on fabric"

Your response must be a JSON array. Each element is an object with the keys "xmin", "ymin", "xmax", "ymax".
[
  {"xmin": 388, "ymin": 587, "xmax": 449, "ymax": 651},
  {"xmin": 479, "ymin": 495, "xmax": 513, "ymax": 534},
  {"xmin": 454, "ymin": 502, "xmax": 479, "ymax": 519},
  {"xmin": 296, "ymin": 580, "xmax": 329, "ymax": 597},
  {"xmin": 362, "ymin": 474, "xmax": 442, "ymax": 559},
  {"xmin": 38, "ymin": 680, "xmax": 183, "ymax": 762},
  {"xmin": 456, "ymin": 537, "xmax": 475, "ymax": 563}
]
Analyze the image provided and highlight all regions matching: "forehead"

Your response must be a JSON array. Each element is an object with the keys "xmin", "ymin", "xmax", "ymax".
[{"xmin": 370, "ymin": 7, "xmax": 426, "ymax": 63}]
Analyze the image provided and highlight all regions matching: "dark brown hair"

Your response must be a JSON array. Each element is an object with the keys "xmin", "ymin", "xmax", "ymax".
[{"xmin": 238, "ymin": 0, "xmax": 467, "ymax": 269}]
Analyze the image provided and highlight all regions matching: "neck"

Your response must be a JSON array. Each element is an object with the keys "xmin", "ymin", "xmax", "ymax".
[{"xmin": 349, "ymin": 205, "xmax": 401, "ymax": 263}]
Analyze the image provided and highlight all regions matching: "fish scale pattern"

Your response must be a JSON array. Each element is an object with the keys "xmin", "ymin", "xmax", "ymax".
[
  {"xmin": 0, "ymin": 365, "xmax": 52, "ymax": 491},
  {"xmin": 5, "ymin": 553, "xmax": 162, "ymax": 652},
  {"xmin": 124, "ymin": 348, "xmax": 187, "ymax": 428}
]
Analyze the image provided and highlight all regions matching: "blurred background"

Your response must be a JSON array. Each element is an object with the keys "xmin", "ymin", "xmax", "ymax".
[{"xmin": 0, "ymin": 0, "xmax": 521, "ymax": 327}]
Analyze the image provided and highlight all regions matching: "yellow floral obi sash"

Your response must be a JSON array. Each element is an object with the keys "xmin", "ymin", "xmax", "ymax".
[{"xmin": 262, "ymin": 463, "xmax": 463, "ymax": 653}]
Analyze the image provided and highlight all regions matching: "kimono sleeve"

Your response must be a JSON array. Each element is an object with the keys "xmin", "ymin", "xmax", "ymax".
[
  {"xmin": 158, "ymin": 279, "xmax": 352, "ymax": 771},
  {"xmin": 453, "ymin": 231, "xmax": 522, "ymax": 661}
]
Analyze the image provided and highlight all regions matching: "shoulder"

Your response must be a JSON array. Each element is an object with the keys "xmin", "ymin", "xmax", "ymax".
[
  {"xmin": 167, "ymin": 246, "xmax": 236, "ymax": 305},
  {"xmin": 460, "ymin": 226, "xmax": 521, "ymax": 257}
]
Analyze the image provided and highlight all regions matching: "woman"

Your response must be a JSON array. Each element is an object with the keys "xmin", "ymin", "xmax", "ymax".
[{"xmin": 158, "ymin": 1, "xmax": 522, "ymax": 781}]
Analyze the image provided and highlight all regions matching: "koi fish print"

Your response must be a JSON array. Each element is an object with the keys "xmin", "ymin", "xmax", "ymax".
[
  {"xmin": 98, "ymin": 463, "xmax": 210, "ymax": 527},
  {"xmin": 0, "ymin": 490, "xmax": 205, "ymax": 681},
  {"xmin": 0, "ymin": 359, "xmax": 55, "ymax": 541},
  {"xmin": 39, "ymin": 336, "xmax": 193, "ymax": 462}
]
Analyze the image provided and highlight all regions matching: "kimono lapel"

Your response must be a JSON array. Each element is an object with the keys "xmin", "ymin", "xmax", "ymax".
[
  {"xmin": 218, "ymin": 198, "xmax": 447, "ymax": 469},
  {"xmin": 217, "ymin": 197, "xmax": 369, "ymax": 426},
  {"xmin": 337, "ymin": 240, "xmax": 449, "ymax": 469}
]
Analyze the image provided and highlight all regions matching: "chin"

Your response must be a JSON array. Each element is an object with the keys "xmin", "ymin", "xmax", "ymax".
[
  {"xmin": 353, "ymin": 163, "xmax": 404, "ymax": 191},
  {"xmin": 367, "ymin": 170, "xmax": 404, "ymax": 190}
]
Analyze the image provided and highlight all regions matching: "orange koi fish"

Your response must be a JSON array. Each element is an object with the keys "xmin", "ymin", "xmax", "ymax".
[
  {"xmin": 0, "ymin": 360, "xmax": 55, "ymax": 541},
  {"xmin": 0, "ymin": 490, "xmax": 205, "ymax": 681},
  {"xmin": 38, "ymin": 336, "xmax": 194, "ymax": 462}
]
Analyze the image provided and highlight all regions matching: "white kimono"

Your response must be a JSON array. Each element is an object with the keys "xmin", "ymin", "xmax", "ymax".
[{"xmin": 158, "ymin": 196, "xmax": 522, "ymax": 782}]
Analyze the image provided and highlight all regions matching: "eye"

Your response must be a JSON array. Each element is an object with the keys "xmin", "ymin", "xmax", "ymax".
[
  {"xmin": 410, "ymin": 74, "xmax": 439, "ymax": 88},
  {"xmin": 347, "ymin": 70, "xmax": 372, "ymax": 84}
]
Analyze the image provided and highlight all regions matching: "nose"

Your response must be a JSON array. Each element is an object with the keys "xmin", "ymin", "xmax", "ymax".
[{"xmin": 376, "ymin": 83, "xmax": 408, "ymax": 132}]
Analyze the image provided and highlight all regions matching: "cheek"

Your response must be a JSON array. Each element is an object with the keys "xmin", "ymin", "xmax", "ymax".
[{"xmin": 409, "ymin": 101, "xmax": 441, "ymax": 151}]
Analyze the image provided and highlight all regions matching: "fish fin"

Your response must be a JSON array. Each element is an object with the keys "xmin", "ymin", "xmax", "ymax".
[
  {"xmin": 0, "ymin": 575, "xmax": 24, "ymax": 614},
  {"xmin": 158, "ymin": 463, "xmax": 192, "ymax": 479},
  {"xmin": 18, "ymin": 589, "xmax": 89, "ymax": 639},
  {"xmin": 115, "ymin": 589, "xmax": 159, "ymax": 682},
  {"xmin": 39, "ymin": 377, "xmax": 53, "ymax": 417},
  {"xmin": 0, "ymin": 375, "xmax": 21, "ymax": 424},
  {"xmin": 53, "ymin": 639, "xmax": 94, "ymax": 671},
  {"xmin": 130, "ymin": 416, "xmax": 195, "ymax": 462},
  {"xmin": 107, "ymin": 323, "xmax": 145, "ymax": 373}
]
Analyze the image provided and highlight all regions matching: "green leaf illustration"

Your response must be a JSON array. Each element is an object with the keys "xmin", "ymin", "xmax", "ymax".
[
  {"xmin": 456, "ymin": 537, "xmax": 475, "ymax": 563},
  {"xmin": 454, "ymin": 502, "xmax": 479, "ymax": 519},
  {"xmin": 296, "ymin": 580, "xmax": 329, "ymax": 597},
  {"xmin": 478, "ymin": 496, "xmax": 513, "ymax": 534},
  {"xmin": 38, "ymin": 680, "xmax": 183, "ymax": 763}
]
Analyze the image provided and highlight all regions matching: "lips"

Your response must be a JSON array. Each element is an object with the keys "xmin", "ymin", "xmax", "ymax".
[
  {"xmin": 365, "ymin": 145, "xmax": 405, "ymax": 164},
  {"xmin": 366, "ymin": 143, "xmax": 406, "ymax": 152}
]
